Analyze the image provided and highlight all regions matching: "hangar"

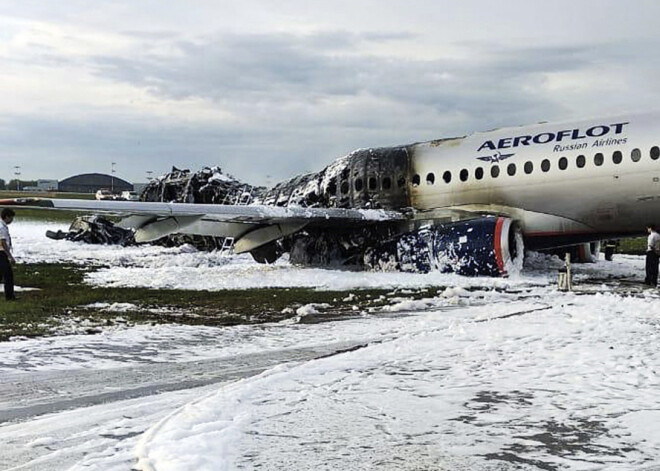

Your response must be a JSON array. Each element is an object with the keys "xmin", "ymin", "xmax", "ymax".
[{"xmin": 59, "ymin": 173, "xmax": 133, "ymax": 194}]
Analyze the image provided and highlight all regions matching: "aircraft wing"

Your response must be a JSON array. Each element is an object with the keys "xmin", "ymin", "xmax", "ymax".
[{"xmin": 0, "ymin": 198, "xmax": 408, "ymax": 253}]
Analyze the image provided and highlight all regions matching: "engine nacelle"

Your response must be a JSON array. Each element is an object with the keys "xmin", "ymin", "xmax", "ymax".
[{"xmin": 366, "ymin": 216, "xmax": 524, "ymax": 277}]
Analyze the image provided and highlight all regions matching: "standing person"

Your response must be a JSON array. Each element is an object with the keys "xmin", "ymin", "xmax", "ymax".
[
  {"xmin": 0, "ymin": 208, "xmax": 16, "ymax": 300},
  {"xmin": 645, "ymin": 224, "xmax": 660, "ymax": 287}
]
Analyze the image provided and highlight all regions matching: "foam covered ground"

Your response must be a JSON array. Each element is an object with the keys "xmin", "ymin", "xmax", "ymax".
[{"xmin": 4, "ymin": 221, "xmax": 659, "ymax": 470}]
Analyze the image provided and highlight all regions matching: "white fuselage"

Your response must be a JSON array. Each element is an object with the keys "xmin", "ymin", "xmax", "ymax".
[{"xmin": 409, "ymin": 112, "xmax": 660, "ymax": 240}]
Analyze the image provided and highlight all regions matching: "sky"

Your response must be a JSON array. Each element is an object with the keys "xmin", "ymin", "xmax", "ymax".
[{"xmin": 2, "ymin": 0, "xmax": 660, "ymax": 185}]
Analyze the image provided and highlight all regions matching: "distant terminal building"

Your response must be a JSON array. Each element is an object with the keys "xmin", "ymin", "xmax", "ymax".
[
  {"xmin": 58, "ymin": 173, "xmax": 133, "ymax": 194},
  {"xmin": 24, "ymin": 179, "xmax": 59, "ymax": 192}
]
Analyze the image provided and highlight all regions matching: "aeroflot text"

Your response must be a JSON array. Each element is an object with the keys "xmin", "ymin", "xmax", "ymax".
[{"xmin": 477, "ymin": 122, "xmax": 629, "ymax": 152}]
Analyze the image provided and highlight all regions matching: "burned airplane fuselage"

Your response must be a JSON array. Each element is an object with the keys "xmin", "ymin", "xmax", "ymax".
[
  {"xmin": 132, "ymin": 147, "xmax": 515, "ymax": 276},
  {"xmin": 259, "ymin": 146, "xmax": 411, "ymax": 211}
]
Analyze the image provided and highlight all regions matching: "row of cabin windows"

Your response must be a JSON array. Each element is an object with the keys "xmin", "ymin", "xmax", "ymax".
[
  {"xmin": 327, "ymin": 147, "xmax": 660, "ymax": 195},
  {"xmin": 331, "ymin": 174, "xmax": 407, "ymax": 195},
  {"xmin": 413, "ymin": 146, "xmax": 660, "ymax": 186}
]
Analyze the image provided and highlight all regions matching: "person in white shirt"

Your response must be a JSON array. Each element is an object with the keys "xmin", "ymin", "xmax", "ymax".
[
  {"xmin": 645, "ymin": 223, "xmax": 660, "ymax": 287},
  {"xmin": 0, "ymin": 208, "xmax": 16, "ymax": 300}
]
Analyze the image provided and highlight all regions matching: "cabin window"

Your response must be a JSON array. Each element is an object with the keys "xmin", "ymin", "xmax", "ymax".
[
  {"xmin": 490, "ymin": 165, "xmax": 500, "ymax": 178},
  {"xmin": 328, "ymin": 177, "xmax": 337, "ymax": 195},
  {"xmin": 340, "ymin": 180, "xmax": 349, "ymax": 195},
  {"xmin": 507, "ymin": 163, "xmax": 516, "ymax": 176},
  {"xmin": 594, "ymin": 153, "xmax": 604, "ymax": 166},
  {"xmin": 412, "ymin": 174, "xmax": 420, "ymax": 186},
  {"xmin": 558, "ymin": 157, "xmax": 568, "ymax": 170},
  {"xmin": 460, "ymin": 169, "xmax": 469, "ymax": 182},
  {"xmin": 613, "ymin": 150, "xmax": 623, "ymax": 164},
  {"xmin": 341, "ymin": 167, "xmax": 350, "ymax": 180},
  {"xmin": 524, "ymin": 161, "xmax": 533, "ymax": 174},
  {"xmin": 427, "ymin": 172, "xmax": 436, "ymax": 185},
  {"xmin": 651, "ymin": 146, "xmax": 660, "ymax": 160},
  {"xmin": 382, "ymin": 177, "xmax": 392, "ymax": 190},
  {"xmin": 397, "ymin": 176, "xmax": 406, "ymax": 188},
  {"xmin": 541, "ymin": 159, "xmax": 550, "ymax": 172},
  {"xmin": 475, "ymin": 167, "xmax": 484, "ymax": 180},
  {"xmin": 631, "ymin": 148, "xmax": 642, "ymax": 162},
  {"xmin": 355, "ymin": 178, "xmax": 363, "ymax": 192},
  {"xmin": 576, "ymin": 155, "xmax": 586, "ymax": 168},
  {"xmin": 369, "ymin": 176, "xmax": 378, "ymax": 190},
  {"xmin": 442, "ymin": 171, "xmax": 451, "ymax": 183}
]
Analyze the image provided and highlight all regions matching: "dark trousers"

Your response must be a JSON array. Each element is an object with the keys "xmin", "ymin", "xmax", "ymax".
[
  {"xmin": 0, "ymin": 252, "xmax": 14, "ymax": 300},
  {"xmin": 646, "ymin": 251, "xmax": 659, "ymax": 286}
]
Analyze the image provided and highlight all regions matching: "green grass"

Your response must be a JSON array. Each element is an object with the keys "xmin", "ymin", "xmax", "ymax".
[
  {"xmin": 0, "ymin": 190, "xmax": 94, "ymax": 222},
  {"xmin": 0, "ymin": 190, "xmax": 94, "ymax": 200},
  {"xmin": 615, "ymin": 237, "xmax": 646, "ymax": 255},
  {"xmin": 12, "ymin": 208, "xmax": 87, "ymax": 223},
  {"xmin": 0, "ymin": 262, "xmax": 435, "ymax": 341}
]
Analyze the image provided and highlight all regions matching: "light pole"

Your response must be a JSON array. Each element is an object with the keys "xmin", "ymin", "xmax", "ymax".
[
  {"xmin": 111, "ymin": 162, "xmax": 116, "ymax": 193},
  {"xmin": 13, "ymin": 166, "xmax": 21, "ymax": 191},
  {"xmin": 146, "ymin": 170, "xmax": 153, "ymax": 181}
]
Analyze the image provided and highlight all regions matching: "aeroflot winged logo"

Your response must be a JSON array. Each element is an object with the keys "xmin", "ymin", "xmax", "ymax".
[
  {"xmin": 476, "ymin": 151, "xmax": 515, "ymax": 164},
  {"xmin": 474, "ymin": 121, "xmax": 630, "ymax": 160}
]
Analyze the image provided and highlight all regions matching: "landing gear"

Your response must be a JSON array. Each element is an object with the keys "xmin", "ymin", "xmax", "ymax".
[{"xmin": 604, "ymin": 240, "xmax": 618, "ymax": 261}]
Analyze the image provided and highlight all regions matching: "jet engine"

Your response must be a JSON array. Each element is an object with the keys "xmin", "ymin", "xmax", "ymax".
[{"xmin": 366, "ymin": 216, "xmax": 524, "ymax": 277}]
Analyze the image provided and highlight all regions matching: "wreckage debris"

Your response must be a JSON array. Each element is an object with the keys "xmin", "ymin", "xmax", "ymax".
[
  {"xmin": 51, "ymin": 153, "xmax": 415, "ymax": 267},
  {"xmin": 52, "ymin": 167, "xmax": 269, "ymax": 250},
  {"xmin": 141, "ymin": 166, "xmax": 266, "ymax": 205},
  {"xmin": 47, "ymin": 215, "xmax": 136, "ymax": 246}
]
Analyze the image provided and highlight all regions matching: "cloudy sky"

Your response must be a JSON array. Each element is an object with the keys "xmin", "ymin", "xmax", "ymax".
[{"xmin": 2, "ymin": 0, "xmax": 660, "ymax": 185}]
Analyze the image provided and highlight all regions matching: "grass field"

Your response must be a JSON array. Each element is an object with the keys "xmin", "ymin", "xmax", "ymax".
[
  {"xmin": 0, "ymin": 261, "xmax": 434, "ymax": 341},
  {"xmin": 617, "ymin": 237, "xmax": 646, "ymax": 254},
  {"xmin": 0, "ymin": 190, "xmax": 95, "ymax": 200},
  {"xmin": 0, "ymin": 190, "xmax": 94, "ymax": 222}
]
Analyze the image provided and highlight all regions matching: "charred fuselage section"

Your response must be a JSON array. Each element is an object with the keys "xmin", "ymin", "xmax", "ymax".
[
  {"xmin": 141, "ymin": 166, "xmax": 267, "ymax": 205},
  {"xmin": 258, "ymin": 146, "xmax": 411, "ymax": 210}
]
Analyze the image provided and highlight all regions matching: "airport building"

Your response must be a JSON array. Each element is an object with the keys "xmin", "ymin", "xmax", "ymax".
[
  {"xmin": 23, "ymin": 179, "xmax": 59, "ymax": 192},
  {"xmin": 58, "ymin": 173, "xmax": 133, "ymax": 193}
]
